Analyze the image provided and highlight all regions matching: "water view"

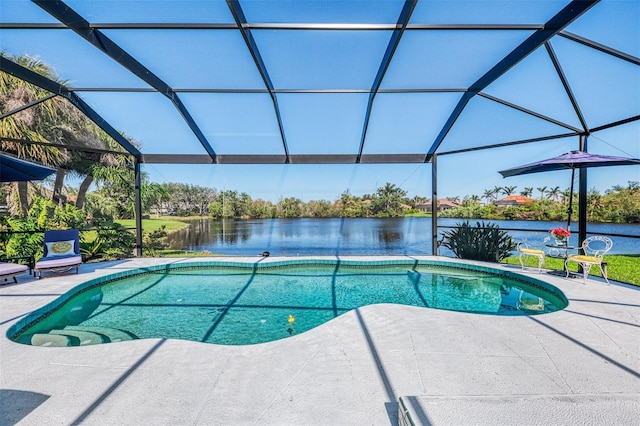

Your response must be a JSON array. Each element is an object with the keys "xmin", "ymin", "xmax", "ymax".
[{"xmin": 165, "ymin": 218, "xmax": 640, "ymax": 256}]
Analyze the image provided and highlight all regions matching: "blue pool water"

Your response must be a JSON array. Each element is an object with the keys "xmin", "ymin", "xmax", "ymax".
[{"xmin": 9, "ymin": 260, "xmax": 567, "ymax": 347}]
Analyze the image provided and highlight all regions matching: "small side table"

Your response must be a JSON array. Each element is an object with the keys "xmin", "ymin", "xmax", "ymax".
[{"xmin": 545, "ymin": 243, "xmax": 576, "ymax": 277}]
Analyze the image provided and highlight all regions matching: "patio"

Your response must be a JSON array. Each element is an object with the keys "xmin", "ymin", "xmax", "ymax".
[{"xmin": 1, "ymin": 257, "xmax": 638, "ymax": 425}]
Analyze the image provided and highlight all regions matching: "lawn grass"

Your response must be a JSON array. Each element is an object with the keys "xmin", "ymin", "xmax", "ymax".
[
  {"xmin": 114, "ymin": 218, "xmax": 189, "ymax": 233},
  {"xmin": 152, "ymin": 249, "xmax": 224, "ymax": 257},
  {"xmin": 503, "ymin": 254, "xmax": 639, "ymax": 287}
]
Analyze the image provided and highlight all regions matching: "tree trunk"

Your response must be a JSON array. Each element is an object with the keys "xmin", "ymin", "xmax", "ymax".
[
  {"xmin": 75, "ymin": 174, "xmax": 93, "ymax": 209},
  {"xmin": 52, "ymin": 168, "xmax": 66, "ymax": 206},
  {"xmin": 17, "ymin": 181, "xmax": 29, "ymax": 216}
]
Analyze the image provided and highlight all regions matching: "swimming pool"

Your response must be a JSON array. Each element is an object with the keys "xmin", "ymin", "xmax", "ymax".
[{"xmin": 8, "ymin": 259, "xmax": 567, "ymax": 347}]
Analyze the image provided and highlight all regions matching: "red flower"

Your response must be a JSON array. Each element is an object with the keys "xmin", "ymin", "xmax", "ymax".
[{"xmin": 549, "ymin": 227, "xmax": 570, "ymax": 238}]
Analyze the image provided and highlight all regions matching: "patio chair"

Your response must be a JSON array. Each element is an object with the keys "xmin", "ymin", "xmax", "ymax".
[
  {"xmin": 0, "ymin": 262, "xmax": 29, "ymax": 284},
  {"xmin": 517, "ymin": 239, "xmax": 546, "ymax": 273},
  {"xmin": 565, "ymin": 236, "xmax": 613, "ymax": 284},
  {"xmin": 34, "ymin": 229, "xmax": 83, "ymax": 279}
]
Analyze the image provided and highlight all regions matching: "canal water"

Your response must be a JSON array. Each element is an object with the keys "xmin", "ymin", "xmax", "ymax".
[{"xmin": 165, "ymin": 217, "xmax": 640, "ymax": 256}]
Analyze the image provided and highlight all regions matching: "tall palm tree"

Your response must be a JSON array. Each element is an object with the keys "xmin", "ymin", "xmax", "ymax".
[
  {"xmin": 536, "ymin": 186, "xmax": 547, "ymax": 200},
  {"xmin": 1, "ymin": 53, "xmax": 131, "ymax": 216},
  {"xmin": 73, "ymin": 132, "xmax": 134, "ymax": 210},
  {"xmin": 373, "ymin": 182, "xmax": 407, "ymax": 216},
  {"xmin": 521, "ymin": 187, "xmax": 533, "ymax": 198},
  {"xmin": 1, "ymin": 54, "xmax": 66, "ymax": 214},
  {"xmin": 587, "ymin": 190, "xmax": 603, "ymax": 221},
  {"xmin": 547, "ymin": 186, "xmax": 561, "ymax": 202},
  {"xmin": 482, "ymin": 189, "xmax": 495, "ymax": 203},
  {"xmin": 502, "ymin": 185, "xmax": 517, "ymax": 196}
]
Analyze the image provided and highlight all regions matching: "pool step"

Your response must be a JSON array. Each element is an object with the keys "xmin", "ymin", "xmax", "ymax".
[
  {"xmin": 23, "ymin": 326, "xmax": 138, "ymax": 347},
  {"xmin": 64, "ymin": 326, "xmax": 138, "ymax": 343},
  {"xmin": 50, "ymin": 328, "xmax": 107, "ymax": 345},
  {"xmin": 29, "ymin": 333, "xmax": 73, "ymax": 347}
]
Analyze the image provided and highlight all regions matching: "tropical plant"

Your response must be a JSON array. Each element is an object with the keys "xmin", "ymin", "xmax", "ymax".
[
  {"xmin": 482, "ymin": 188, "xmax": 495, "ymax": 203},
  {"xmin": 1, "ymin": 54, "xmax": 66, "ymax": 215},
  {"xmin": 80, "ymin": 219, "xmax": 136, "ymax": 261},
  {"xmin": 502, "ymin": 185, "xmax": 517, "ymax": 196},
  {"xmin": 521, "ymin": 187, "xmax": 533, "ymax": 197},
  {"xmin": 440, "ymin": 221, "xmax": 516, "ymax": 262},
  {"xmin": 536, "ymin": 186, "xmax": 547, "ymax": 200},
  {"xmin": 0, "ymin": 195, "xmax": 86, "ymax": 259},
  {"xmin": 338, "ymin": 190, "xmax": 363, "ymax": 218},
  {"xmin": 547, "ymin": 186, "xmax": 561, "ymax": 202},
  {"xmin": 371, "ymin": 182, "xmax": 407, "ymax": 217},
  {"xmin": 1, "ymin": 53, "xmax": 135, "ymax": 217},
  {"xmin": 142, "ymin": 225, "xmax": 168, "ymax": 256}
]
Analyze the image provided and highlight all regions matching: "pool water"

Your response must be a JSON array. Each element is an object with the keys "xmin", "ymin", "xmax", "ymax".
[{"xmin": 10, "ymin": 262, "xmax": 567, "ymax": 346}]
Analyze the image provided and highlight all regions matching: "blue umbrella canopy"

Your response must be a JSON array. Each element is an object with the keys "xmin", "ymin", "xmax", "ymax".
[
  {"xmin": 0, "ymin": 153, "xmax": 56, "ymax": 182},
  {"xmin": 499, "ymin": 150, "xmax": 640, "ymax": 178},
  {"xmin": 499, "ymin": 150, "xmax": 640, "ymax": 229}
]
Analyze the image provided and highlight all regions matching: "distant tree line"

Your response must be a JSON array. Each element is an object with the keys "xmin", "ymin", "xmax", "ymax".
[
  {"xmin": 141, "ymin": 182, "xmax": 422, "ymax": 219},
  {"xmin": 441, "ymin": 181, "xmax": 640, "ymax": 223},
  {"xmin": 139, "ymin": 181, "xmax": 640, "ymax": 224}
]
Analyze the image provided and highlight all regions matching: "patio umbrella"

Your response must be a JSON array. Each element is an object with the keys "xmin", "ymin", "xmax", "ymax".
[
  {"xmin": 0, "ymin": 153, "xmax": 56, "ymax": 182},
  {"xmin": 499, "ymin": 150, "xmax": 640, "ymax": 228}
]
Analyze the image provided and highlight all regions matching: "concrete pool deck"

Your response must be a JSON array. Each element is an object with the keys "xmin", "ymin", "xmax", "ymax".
[{"xmin": 0, "ymin": 256, "xmax": 638, "ymax": 425}]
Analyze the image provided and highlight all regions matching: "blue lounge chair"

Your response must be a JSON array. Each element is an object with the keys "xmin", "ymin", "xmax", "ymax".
[{"xmin": 34, "ymin": 229, "xmax": 83, "ymax": 279}]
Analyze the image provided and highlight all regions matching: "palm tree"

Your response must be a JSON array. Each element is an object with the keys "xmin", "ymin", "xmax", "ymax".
[
  {"xmin": 1, "ymin": 54, "xmax": 66, "ymax": 214},
  {"xmin": 536, "ymin": 186, "xmax": 547, "ymax": 200},
  {"xmin": 587, "ymin": 189, "xmax": 603, "ymax": 221},
  {"xmin": 91, "ymin": 157, "xmax": 139, "ymax": 219},
  {"xmin": 521, "ymin": 187, "xmax": 533, "ymax": 198},
  {"xmin": 502, "ymin": 185, "xmax": 517, "ymax": 196},
  {"xmin": 547, "ymin": 186, "xmax": 561, "ymax": 202},
  {"xmin": 482, "ymin": 189, "xmax": 495, "ymax": 203},
  {"xmin": 2, "ymin": 53, "xmax": 133, "ymax": 217},
  {"xmin": 372, "ymin": 182, "xmax": 407, "ymax": 216}
]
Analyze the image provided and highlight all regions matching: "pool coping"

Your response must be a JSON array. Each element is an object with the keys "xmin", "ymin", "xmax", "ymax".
[{"xmin": 1, "ymin": 255, "xmax": 638, "ymax": 425}]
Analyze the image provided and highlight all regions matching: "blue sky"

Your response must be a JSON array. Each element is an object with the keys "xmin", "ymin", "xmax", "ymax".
[{"xmin": 2, "ymin": 0, "xmax": 639, "ymax": 202}]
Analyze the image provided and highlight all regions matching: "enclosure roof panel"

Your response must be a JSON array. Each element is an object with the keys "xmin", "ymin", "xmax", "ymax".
[{"xmin": 0, "ymin": 0, "xmax": 637, "ymax": 165}]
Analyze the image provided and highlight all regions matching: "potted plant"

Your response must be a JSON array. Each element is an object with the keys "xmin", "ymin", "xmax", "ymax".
[{"xmin": 549, "ymin": 227, "xmax": 570, "ymax": 245}]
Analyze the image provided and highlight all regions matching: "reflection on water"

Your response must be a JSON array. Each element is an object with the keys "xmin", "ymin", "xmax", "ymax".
[
  {"xmin": 166, "ymin": 218, "xmax": 434, "ymax": 256},
  {"xmin": 165, "ymin": 217, "xmax": 639, "ymax": 256}
]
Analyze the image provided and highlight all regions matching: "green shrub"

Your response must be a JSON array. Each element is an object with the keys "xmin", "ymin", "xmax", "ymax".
[
  {"xmin": 142, "ymin": 225, "xmax": 168, "ymax": 257},
  {"xmin": 80, "ymin": 219, "xmax": 136, "ymax": 261},
  {"xmin": 1, "ymin": 217, "xmax": 42, "ymax": 260},
  {"xmin": 441, "ymin": 220, "xmax": 516, "ymax": 262}
]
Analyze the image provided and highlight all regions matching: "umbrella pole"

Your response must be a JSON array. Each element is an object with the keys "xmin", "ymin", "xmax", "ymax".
[{"xmin": 566, "ymin": 168, "xmax": 575, "ymax": 230}]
